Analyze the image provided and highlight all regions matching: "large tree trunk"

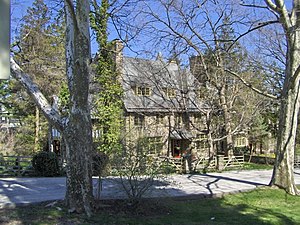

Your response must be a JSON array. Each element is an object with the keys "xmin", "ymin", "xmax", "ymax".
[
  {"xmin": 63, "ymin": 0, "xmax": 94, "ymax": 215},
  {"xmin": 63, "ymin": 114, "xmax": 93, "ymax": 214},
  {"xmin": 269, "ymin": 0, "xmax": 300, "ymax": 195},
  {"xmin": 11, "ymin": 0, "xmax": 94, "ymax": 216},
  {"xmin": 270, "ymin": 81, "xmax": 300, "ymax": 194}
]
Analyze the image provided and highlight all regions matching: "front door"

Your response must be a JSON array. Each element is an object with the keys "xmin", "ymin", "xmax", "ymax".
[{"xmin": 171, "ymin": 139, "xmax": 190, "ymax": 158}]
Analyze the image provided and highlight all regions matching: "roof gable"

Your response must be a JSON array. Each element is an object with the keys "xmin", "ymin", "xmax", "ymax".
[{"xmin": 121, "ymin": 56, "xmax": 204, "ymax": 113}]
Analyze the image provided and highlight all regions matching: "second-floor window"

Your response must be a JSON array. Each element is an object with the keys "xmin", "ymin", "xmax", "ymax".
[
  {"xmin": 134, "ymin": 86, "xmax": 151, "ymax": 96},
  {"xmin": 175, "ymin": 114, "xmax": 182, "ymax": 126},
  {"xmin": 162, "ymin": 87, "xmax": 176, "ymax": 98}
]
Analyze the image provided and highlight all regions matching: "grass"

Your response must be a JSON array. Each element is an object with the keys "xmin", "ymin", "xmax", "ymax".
[
  {"xmin": 241, "ymin": 162, "xmax": 274, "ymax": 170},
  {"xmin": 1, "ymin": 187, "xmax": 300, "ymax": 225}
]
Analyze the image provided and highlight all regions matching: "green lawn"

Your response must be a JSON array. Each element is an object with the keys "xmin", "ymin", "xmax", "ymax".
[{"xmin": 1, "ymin": 187, "xmax": 300, "ymax": 225}]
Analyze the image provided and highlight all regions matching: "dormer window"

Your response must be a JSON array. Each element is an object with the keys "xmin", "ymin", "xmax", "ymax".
[
  {"xmin": 162, "ymin": 87, "xmax": 176, "ymax": 98},
  {"xmin": 134, "ymin": 86, "xmax": 151, "ymax": 96}
]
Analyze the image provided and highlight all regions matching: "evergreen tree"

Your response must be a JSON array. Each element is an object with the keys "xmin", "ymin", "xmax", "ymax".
[{"xmin": 8, "ymin": 0, "xmax": 65, "ymax": 154}]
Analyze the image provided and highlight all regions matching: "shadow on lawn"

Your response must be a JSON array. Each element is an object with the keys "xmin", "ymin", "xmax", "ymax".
[
  {"xmin": 1, "ymin": 189, "xmax": 299, "ymax": 224},
  {"xmin": 0, "ymin": 174, "xmax": 299, "ymax": 224},
  {"xmin": 1, "ymin": 195, "xmax": 297, "ymax": 225}
]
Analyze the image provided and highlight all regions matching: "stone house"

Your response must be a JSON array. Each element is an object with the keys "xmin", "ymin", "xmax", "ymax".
[
  {"xmin": 115, "ymin": 43, "xmax": 210, "ymax": 159},
  {"xmin": 50, "ymin": 41, "xmax": 253, "ymax": 159}
]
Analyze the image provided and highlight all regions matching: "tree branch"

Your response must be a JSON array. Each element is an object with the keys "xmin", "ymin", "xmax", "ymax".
[
  {"xmin": 10, "ymin": 57, "xmax": 64, "ymax": 130},
  {"xmin": 264, "ymin": 0, "xmax": 292, "ymax": 30},
  {"xmin": 224, "ymin": 68, "xmax": 279, "ymax": 100},
  {"xmin": 228, "ymin": 20, "xmax": 279, "ymax": 51}
]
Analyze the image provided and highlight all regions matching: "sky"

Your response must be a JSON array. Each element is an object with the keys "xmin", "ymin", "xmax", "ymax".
[
  {"xmin": 10, "ymin": 0, "xmax": 118, "ymax": 56},
  {"xmin": 10, "ymin": 0, "xmax": 290, "ymax": 65}
]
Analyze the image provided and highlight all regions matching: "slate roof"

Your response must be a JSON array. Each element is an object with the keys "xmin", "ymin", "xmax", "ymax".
[{"xmin": 121, "ymin": 56, "xmax": 206, "ymax": 113}]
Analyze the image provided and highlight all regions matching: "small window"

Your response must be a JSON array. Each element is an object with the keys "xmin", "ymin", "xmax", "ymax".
[
  {"xmin": 175, "ymin": 114, "xmax": 182, "ymax": 126},
  {"xmin": 163, "ymin": 87, "xmax": 176, "ymax": 98},
  {"xmin": 144, "ymin": 87, "xmax": 151, "ymax": 96},
  {"xmin": 1, "ymin": 117, "xmax": 6, "ymax": 123},
  {"xmin": 156, "ymin": 115, "xmax": 164, "ymax": 124},
  {"xmin": 235, "ymin": 136, "xmax": 246, "ymax": 147},
  {"xmin": 134, "ymin": 86, "xmax": 151, "ymax": 96}
]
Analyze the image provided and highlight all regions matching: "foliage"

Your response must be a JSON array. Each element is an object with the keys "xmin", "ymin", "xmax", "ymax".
[
  {"xmin": 3, "ymin": 0, "xmax": 65, "ymax": 155},
  {"xmin": 92, "ymin": 150, "xmax": 109, "ymax": 176},
  {"xmin": 57, "ymin": 83, "xmax": 70, "ymax": 116},
  {"xmin": 90, "ymin": 0, "xmax": 124, "ymax": 154},
  {"xmin": 32, "ymin": 151, "xmax": 60, "ymax": 177}
]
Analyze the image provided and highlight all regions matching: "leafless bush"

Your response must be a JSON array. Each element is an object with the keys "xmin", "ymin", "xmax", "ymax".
[{"xmin": 111, "ymin": 143, "xmax": 165, "ymax": 205}]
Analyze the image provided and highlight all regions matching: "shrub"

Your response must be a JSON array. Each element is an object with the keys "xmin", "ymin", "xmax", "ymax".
[
  {"xmin": 32, "ymin": 151, "xmax": 60, "ymax": 177},
  {"xmin": 92, "ymin": 151, "xmax": 109, "ymax": 176}
]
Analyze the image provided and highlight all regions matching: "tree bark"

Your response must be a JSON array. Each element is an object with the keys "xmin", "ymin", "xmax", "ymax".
[
  {"xmin": 63, "ymin": 0, "xmax": 94, "ymax": 215},
  {"xmin": 34, "ymin": 107, "xmax": 40, "ymax": 153},
  {"xmin": 219, "ymin": 86, "xmax": 234, "ymax": 156},
  {"xmin": 269, "ymin": 0, "xmax": 300, "ymax": 195}
]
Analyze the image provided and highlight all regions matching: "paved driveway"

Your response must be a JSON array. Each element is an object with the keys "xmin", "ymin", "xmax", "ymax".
[{"xmin": 0, "ymin": 169, "xmax": 300, "ymax": 208}]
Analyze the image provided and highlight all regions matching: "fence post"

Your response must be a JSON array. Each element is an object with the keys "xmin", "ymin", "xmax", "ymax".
[
  {"xmin": 216, "ymin": 155, "xmax": 225, "ymax": 171},
  {"xmin": 16, "ymin": 156, "xmax": 21, "ymax": 176}
]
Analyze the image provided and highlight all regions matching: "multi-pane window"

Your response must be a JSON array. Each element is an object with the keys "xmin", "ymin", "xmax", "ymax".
[
  {"xmin": 134, "ymin": 86, "xmax": 151, "ymax": 96},
  {"xmin": 156, "ymin": 115, "xmax": 164, "ymax": 124},
  {"xmin": 194, "ymin": 114, "xmax": 202, "ymax": 124},
  {"xmin": 175, "ymin": 114, "xmax": 182, "ymax": 126},
  {"xmin": 162, "ymin": 87, "xmax": 176, "ymax": 98},
  {"xmin": 235, "ymin": 136, "xmax": 247, "ymax": 147},
  {"xmin": 138, "ymin": 136, "xmax": 163, "ymax": 155},
  {"xmin": 134, "ymin": 115, "xmax": 145, "ymax": 127},
  {"xmin": 195, "ymin": 133, "xmax": 208, "ymax": 150}
]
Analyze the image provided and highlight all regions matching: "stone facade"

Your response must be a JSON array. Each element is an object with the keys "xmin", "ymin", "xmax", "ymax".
[{"xmin": 117, "ymin": 44, "xmax": 210, "ymax": 158}]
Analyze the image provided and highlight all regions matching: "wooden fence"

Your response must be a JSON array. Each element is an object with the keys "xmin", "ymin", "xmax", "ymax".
[
  {"xmin": 223, "ymin": 155, "xmax": 245, "ymax": 169},
  {"xmin": 154, "ymin": 156, "xmax": 183, "ymax": 173},
  {"xmin": 155, "ymin": 155, "xmax": 244, "ymax": 173},
  {"xmin": 192, "ymin": 155, "xmax": 244, "ymax": 171},
  {"xmin": 192, "ymin": 156, "xmax": 216, "ymax": 171},
  {"xmin": 0, "ymin": 154, "xmax": 246, "ymax": 177},
  {"xmin": 0, "ymin": 156, "xmax": 34, "ymax": 177}
]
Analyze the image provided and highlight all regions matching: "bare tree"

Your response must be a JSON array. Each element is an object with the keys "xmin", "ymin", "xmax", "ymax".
[
  {"xmin": 126, "ymin": 0, "xmax": 268, "ymax": 157},
  {"xmin": 10, "ymin": 0, "xmax": 94, "ymax": 216},
  {"xmin": 240, "ymin": 0, "xmax": 300, "ymax": 195},
  {"xmin": 262, "ymin": 0, "xmax": 300, "ymax": 195},
  {"xmin": 121, "ymin": 0, "xmax": 300, "ymax": 195}
]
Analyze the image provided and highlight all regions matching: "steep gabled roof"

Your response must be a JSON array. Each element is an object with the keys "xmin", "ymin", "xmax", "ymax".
[{"xmin": 121, "ymin": 56, "xmax": 206, "ymax": 113}]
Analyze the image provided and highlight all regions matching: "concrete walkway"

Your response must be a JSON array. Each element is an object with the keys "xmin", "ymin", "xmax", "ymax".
[{"xmin": 0, "ymin": 169, "xmax": 300, "ymax": 208}]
